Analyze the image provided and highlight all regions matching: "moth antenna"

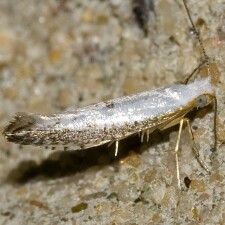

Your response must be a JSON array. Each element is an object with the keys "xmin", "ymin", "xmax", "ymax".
[{"xmin": 183, "ymin": 0, "xmax": 211, "ymax": 79}]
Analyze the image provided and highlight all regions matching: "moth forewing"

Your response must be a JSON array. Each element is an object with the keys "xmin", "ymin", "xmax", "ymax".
[{"xmin": 3, "ymin": 78, "xmax": 214, "ymax": 147}]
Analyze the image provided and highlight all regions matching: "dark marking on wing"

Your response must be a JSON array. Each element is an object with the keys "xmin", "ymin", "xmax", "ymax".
[{"xmin": 105, "ymin": 101, "xmax": 114, "ymax": 109}]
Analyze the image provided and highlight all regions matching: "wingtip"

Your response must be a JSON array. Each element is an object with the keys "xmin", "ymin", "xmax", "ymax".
[{"xmin": 3, "ymin": 112, "xmax": 36, "ymax": 136}]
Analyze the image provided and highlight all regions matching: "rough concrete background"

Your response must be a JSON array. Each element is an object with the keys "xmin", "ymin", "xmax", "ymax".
[{"xmin": 0, "ymin": 0, "xmax": 225, "ymax": 224}]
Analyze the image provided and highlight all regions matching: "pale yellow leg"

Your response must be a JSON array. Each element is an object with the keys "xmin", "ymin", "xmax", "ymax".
[
  {"xmin": 146, "ymin": 130, "xmax": 150, "ymax": 142},
  {"xmin": 174, "ymin": 119, "xmax": 185, "ymax": 190},
  {"xmin": 115, "ymin": 140, "xmax": 119, "ymax": 157}
]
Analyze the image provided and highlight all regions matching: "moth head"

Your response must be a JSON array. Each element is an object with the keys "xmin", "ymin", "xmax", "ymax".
[{"xmin": 196, "ymin": 94, "xmax": 215, "ymax": 108}]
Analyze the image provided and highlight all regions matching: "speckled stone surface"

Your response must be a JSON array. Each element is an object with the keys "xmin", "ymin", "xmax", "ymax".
[{"xmin": 1, "ymin": 0, "xmax": 225, "ymax": 224}]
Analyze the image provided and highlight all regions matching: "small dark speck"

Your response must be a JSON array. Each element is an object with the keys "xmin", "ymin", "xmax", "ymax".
[
  {"xmin": 51, "ymin": 146, "xmax": 56, "ymax": 150},
  {"xmin": 64, "ymin": 146, "xmax": 68, "ymax": 151},
  {"xmin": 134, "ymin": 197, "xmax": 142, "ymax": 204},
  {"xmin": 71, "ymin": 202, "xmax": 88, "ymax": 213},
  {"xmin": 78, "ymin": 95, "xmax": 83, "ymax": 102},
  {"xmin": 184, "ymin": 176, "xmax": 192, "ymax": 188},
  {"xmin": 132, "ymin": 0, "xmax": 155, "ymax": 36},
  {"xmin": 107, "ymin": 192, "xmax": 118, "ymax": 201},
  {"xmin": 210, "ymin": 147, "xmax": 216, "ymax": 153},
  {"xmin": 196, "ymin": 18, "xmax": 206, "ymax": 27},
  {"xmin": 105, "ymin": 101, "xmax": 114, "ymax": 108},
  {"xmin": 61, "ymin": 218, "xmax": 68, "ymax": 222},
  {"xmin": 1, "ymin": 211, "xmax": 12, "ymax": 217}
]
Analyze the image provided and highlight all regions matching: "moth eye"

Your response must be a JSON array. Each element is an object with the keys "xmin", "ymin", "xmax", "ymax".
[{"xmin": 196, "ymin": 95, "xmax": 208, "ymax": 108}]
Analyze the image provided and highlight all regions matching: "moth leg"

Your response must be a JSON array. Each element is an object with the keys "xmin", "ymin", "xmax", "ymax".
[
  {"xmin": 186, "ymin": 119, "xmax": 210, "ymax": 174},
  {"xmin": 115, "ymin": 140, "xmax": 119, "ymax": 157},
  {"xmin": 174, "ymin": 118, "xmax": 185, "ymax": 190},
  {"xmin": 146, "ymin": 129, "xmax": 150, "ymax": 142},
  {"xmin": 141, "ymin": 131, "xmax": 145, "ymax": 143},
  {"xmin": 139, "ymin": 128, "xmax": 154, "ymax": 143},
  {"xmin": 175, "ymin": 118, "xmax": 210, "ymax": 189}
]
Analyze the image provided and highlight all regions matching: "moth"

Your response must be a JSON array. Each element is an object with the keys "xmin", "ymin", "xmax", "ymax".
[{"xmin": 3, "ymin": 0, "xmax": 218, "ymax": 189}]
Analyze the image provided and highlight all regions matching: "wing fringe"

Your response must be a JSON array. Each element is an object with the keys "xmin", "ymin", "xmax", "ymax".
[{"xmin": 3, "ymin": 112, "xmax": 37, "ymax": 142}]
